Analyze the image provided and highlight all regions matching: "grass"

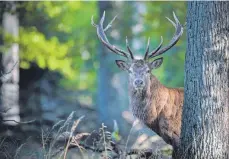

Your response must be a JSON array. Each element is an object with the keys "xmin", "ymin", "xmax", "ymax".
[
  {"xmin": 0, "ymin": 112, "xmax": 171, "ymax": 159},
  {"xmin": 63, "ymin": 115, "xmax": 85, "ymax": 159}
]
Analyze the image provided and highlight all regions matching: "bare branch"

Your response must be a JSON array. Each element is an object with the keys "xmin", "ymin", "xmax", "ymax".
[
  {"xmin": 0, "ymin": 61, "xmax": 18, "ymax": 82},
  {"xmin": 1, "ymin": 119, "xmax": 36, "ymax": 124},
  {"xmin": 0, "ymin": 107, "xmax": 11, "ymax": 114}
]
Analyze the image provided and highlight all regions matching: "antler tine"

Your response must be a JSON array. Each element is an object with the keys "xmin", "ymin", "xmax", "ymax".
[
  {"xmin": 144, "ymin": 37, "xmax": 150, "ymax": 60},
  {"xmin": 91, "ymin": 15, "xmax": 97, "ymax": 27},
  {"xmin": 91, "ymin": 11, "xmax": 130, "ymax": 58},
  {"xmin": 147, "ymin": 36, "xmax": 163, "ymax": 59},
  {"xmin": 104, "ymin": 15, "xmax": 117, "ymax": 32},
  {"xmin": 148, "ymin": 12, "xmax": 183, "ymax": 59},
  {"xmin": 126, "ymin": 37, "xmax": 134, "ymax": 59}
]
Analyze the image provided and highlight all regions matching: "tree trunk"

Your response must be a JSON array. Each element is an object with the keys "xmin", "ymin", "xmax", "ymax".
[
  {"xmin": 1, "ymin": 4, "xmax": 20, "ymax": 125},
  {"xmin": 177, "ymin": 2, "xmax": 229, "ymax": 159},
  {"xmin": 96, "ymin": 2, "xmax": 132, "ymax": 134},
  {"xmin": 97, "ymin": 1, "xmax": 113, "ymax": 127}
]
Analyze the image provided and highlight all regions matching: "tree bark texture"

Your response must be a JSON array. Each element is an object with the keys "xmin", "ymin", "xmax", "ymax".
[
  {"xmin": 177, "ymin": 2, "xmax": 229, "ymax": 159},
  {"xmin": 1, "ymin": 9, "xmax": 20, "ymax": 125}
]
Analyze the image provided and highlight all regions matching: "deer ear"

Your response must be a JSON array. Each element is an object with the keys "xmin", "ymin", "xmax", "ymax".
[
  {"xmin": 115, "ymin": 60, "xmax": 129, "ymax": 71},
  {"xmin": 149, "ymin": 57, "xmax": 163, "ymax": 69}
]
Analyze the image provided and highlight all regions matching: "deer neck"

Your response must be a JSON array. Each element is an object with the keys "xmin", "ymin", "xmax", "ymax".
[{"xmin": 129, "ymin": 75, "xmax": 162, "ymax": 123}]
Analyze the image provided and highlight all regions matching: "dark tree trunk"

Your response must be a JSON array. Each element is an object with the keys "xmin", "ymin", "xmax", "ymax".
[
  {"xmin": 177, "ymin": 2, "xmax": 229, "ymax": 159},
  {"xmin": 1, "ymin": 3, "xmax": 20, "ymax": 125}
]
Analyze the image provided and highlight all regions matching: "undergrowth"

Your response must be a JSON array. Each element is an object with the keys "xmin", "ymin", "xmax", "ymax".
[{"xmin": 0, "ymin": 112, "xmax": 171, "ymax": 159}]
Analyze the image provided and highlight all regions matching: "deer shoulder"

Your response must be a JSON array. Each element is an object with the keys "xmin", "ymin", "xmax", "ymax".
[{"xmin": 148, "ymin": 80, "xmax": 184, "ymax": 147}]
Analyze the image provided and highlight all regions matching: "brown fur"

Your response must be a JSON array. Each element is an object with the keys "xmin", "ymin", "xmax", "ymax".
[
  {"xmin": 92, "ymin": 12, "xmax": 184, "ymax": 150},
  {"xmin": 130, "ymin": 74, "xmax": 184, "ymax": 148}
]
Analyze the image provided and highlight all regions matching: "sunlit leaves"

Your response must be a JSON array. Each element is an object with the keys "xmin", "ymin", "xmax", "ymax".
[
  {"xmin": 19, "ymin": 27, "xmax": 75, "ymax": 79},
  {"xmin": 16, "ymin": 1, "xmax": 98, "ymax": 91}
]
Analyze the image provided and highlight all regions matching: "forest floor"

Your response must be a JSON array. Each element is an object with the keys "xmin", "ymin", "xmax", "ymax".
[{"xmin": 0, "ymin": 111, "xmax": 172, "ymax": 159}]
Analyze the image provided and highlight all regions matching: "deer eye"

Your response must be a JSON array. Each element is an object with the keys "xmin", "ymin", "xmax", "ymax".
[{"xmin": 147, "ymin": 70, "xmax": 150, "ymax": 73}]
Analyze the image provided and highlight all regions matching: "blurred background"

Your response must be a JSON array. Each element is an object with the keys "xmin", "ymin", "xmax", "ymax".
[{"xmin": 0, "ymin": 1, "xmax": 186, "ymax": 158}]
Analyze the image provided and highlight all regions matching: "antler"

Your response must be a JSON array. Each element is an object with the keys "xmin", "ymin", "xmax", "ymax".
[
  {"xmin": 91, "ymin": 11, "xmax": 134, "ymax": 59},
  {"xmin": 145, "ymin": 12, "xmax": 184, "ymax": 60}
]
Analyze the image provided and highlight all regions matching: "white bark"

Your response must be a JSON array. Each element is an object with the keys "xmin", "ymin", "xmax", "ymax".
[{"xmin": 1, "ymin": 11, "xmax": 20, "ymax": 125}]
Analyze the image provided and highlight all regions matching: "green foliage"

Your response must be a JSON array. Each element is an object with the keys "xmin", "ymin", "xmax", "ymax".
[
  {"xmin": 19, "ymin": 27, "xmax": 74, "ymax": 79},
  {"xmin": 16, "ymin": 1, "xmax": 98, "ymax": 91},
  {"xmin": 1, "ymin": 1, "xmax": 186, "ymax": 94},
  {"xmin": 34, "ymin": 1, "xmax": 98, "ymax": 91},
  {"xmin": 142, "ymin": 2, "xmax": 187, "ymax": 87}
]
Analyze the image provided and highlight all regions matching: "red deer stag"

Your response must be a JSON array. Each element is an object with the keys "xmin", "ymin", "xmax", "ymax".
[{"xmin": 92, "ymin": 12, "xmax": 184, "ymax": 149}]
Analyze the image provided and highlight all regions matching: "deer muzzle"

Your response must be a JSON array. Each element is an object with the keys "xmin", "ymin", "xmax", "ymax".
[{"xmin": 133, "ymin": 79, "xmax": 145, "ymax": 89}]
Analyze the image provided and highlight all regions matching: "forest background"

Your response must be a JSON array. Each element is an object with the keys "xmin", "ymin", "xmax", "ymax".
[{"xmin": 0, "ymin": 1, "xmax": 186, "ymax": 158}]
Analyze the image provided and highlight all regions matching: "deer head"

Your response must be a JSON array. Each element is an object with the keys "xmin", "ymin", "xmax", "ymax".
[{"xmin": 92, "ymin": 12, "xmax": 183, "ymax": 91}]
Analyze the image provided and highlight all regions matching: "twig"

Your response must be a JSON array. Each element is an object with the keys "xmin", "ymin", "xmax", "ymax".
[
  {"xmin": 0, "ymin": 61, "xmax": 18, "ymax": 82},
  {"xmin": 51, "ymin": 143, "xmax": 105, "ymax": 158},
  {"xmin": 52, "ymin": 141, "xmax": 155, "ymax": 158},
  {"xmin": 0, "ymin": 108, "xmax": 11, "ymax": 114},
  {"xmin": 127, "ymin": 148, "xmax": 153, "ymax": 155},
  {"xmin": 110, "ymin": 141, "xmax": 121, "ymax": 155},
  {"xmin": 1, "ymin": 61, "xmax": 18, "ymax": 75},
  {"xmin": 1, "ymin": 119, "xmax": 36, "ymax": 124},
  {"xmin": 101, "ymin": 123, "xmax": 108, "ymax": 158},
  {"xmin": 0, "ymin": 107, "xmax": 35, "ymax": 124},
  {"xmin": 124, "ymin": 120, "xmax": 139, "ymax": 157},
  {"xmin": 0, "ymin": 61, "xmax": 34, "ymax": 125},
  {"xmin": 63, "ymin": 116, "xmax": 84, "ymax": 159},
  {"xmin": 41, "ymin": 128, "xmax": 47, "ymax": 159}
]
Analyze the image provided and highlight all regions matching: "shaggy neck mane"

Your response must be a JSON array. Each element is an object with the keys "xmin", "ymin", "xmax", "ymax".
[{"xmin": 129, "ymin": 75, "xmax": 162, "ymax": 124}]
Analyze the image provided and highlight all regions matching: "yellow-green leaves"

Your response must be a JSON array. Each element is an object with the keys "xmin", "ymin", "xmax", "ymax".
[{"xmin": 19, "ymin": 27, "xmax": 74, "ymax": 79}]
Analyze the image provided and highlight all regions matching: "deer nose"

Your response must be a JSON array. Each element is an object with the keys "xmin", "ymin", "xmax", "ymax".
[{"xmin": 134, "ymin": 79, "xmax": 144, "ymax": 87}]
